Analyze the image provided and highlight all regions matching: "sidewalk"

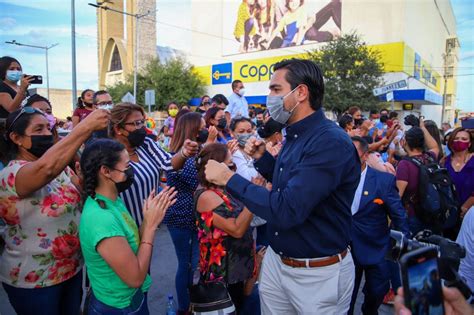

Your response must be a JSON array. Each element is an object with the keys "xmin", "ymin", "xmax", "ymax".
[{"xmin": 0, "ymin": 226, "xmax": 394, "ymax": 314}]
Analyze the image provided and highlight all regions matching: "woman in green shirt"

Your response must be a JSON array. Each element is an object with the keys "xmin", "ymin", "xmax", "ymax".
[{"xmin": 79, "ymin": 139, "xmax": 176, "ymax": 314}]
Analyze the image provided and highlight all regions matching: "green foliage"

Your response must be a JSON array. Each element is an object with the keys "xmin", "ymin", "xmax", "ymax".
[
  {"xmin": 307, "ymin": 33, "xmax": 385, "ymax": 114},
  {"xmin": 107, "ymin": 58, "xmax": 205, "ymax": 111}
]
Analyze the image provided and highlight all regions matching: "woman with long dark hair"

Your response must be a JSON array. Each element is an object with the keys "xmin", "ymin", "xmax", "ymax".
[
  {"xmin": 0, "ymin": 56, "xmax": 34, "ymax": 118},
  {"xmin": 194, "ymin": 143, "xmax": 255, "ymax": 313},
  {"xmin": 165, "ymin": 112, "xmax": 216, "ymax": 314},
  {"xmin": 80, "ymin": 139, "xmax": 177, "ymax": 314}
]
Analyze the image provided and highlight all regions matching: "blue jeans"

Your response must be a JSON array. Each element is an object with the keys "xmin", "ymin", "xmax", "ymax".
[
  {"xmin": 167, "ymin": 226, "xmax": 199, "ymax": 311},
  {"xmin": 3, "ymin": 270, "xmax": 82, "ymax": 315},
  {"xmin": 88, "ymin": 290, "xmax": 149, "ymax": 315}
]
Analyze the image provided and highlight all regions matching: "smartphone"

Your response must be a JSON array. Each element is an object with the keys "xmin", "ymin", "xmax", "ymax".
[
  {"xmin": 461, "ymin": 117, "xmax": 474, "ymax": 129},
  {"xmin": 400, "ymin": 247, "xmax": 445, "ymax": 315},
  {"xmin": 27, "ymin": 75, "xmax": 43, "ymax": 84}
]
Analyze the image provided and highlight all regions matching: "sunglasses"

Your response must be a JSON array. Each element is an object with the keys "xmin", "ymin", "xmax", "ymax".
[{"xmin": 8, "ymin": 107, "xmax": 44, "ymax": 133}]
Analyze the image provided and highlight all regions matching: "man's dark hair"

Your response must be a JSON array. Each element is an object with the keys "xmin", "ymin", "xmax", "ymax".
[
  {"xmin": 338, "ymin": 114, "xmax": 353, "ymax": 130},
  {"xmin": 0, "ymin": 56, "xmax": 21, "ymax": 80},
  {"xmin": 211, "ymin": 94, "xmax": 229, "ymax": 106},
  {"xmin": 405, "ymin": 126, "xmax": 425, "ymax": 150},
  {"xmin": 351, "ymin": 136, "xmax": 369, "ymax": 153},
  {"xmin": 231, "ymin": 80, "xmax": 242, "ymax": 91},
  {"xmin": 25, "ymin": 94, "xmax": 51, "ymax": 108},
  {"xmin": 380, "ymin": 108, "xmax": 389, "ymax": 114},
  {"xmin": 230, "ymin": 116, "xmax": 252, "ymax": 131},
  {"xmin": 273, "ymin": 59, "xmax": 324, "ymax": 111},
  {"xmin": 370, "ymin": 109, "xmax": 378, "ymax": 115},
  {"xmin": 93, "ymin": 90, "xmax": 110, "ymax": 104},
  {"xmin": 389, "ymin": 111, "xmax": 398, "ymax": 119}
]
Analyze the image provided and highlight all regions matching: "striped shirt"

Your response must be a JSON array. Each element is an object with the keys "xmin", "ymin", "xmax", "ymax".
[{"xmin": 120, "ymin": 137, "xmax": 173, "ymax": 226}]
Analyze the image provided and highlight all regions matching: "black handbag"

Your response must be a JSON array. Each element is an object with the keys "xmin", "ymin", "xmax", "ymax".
[{"xmin": 189, "ymin": 281, "xmax": 234, "ymax": 313}]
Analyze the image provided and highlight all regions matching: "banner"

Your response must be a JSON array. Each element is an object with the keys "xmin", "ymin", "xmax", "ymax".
[{"xmin": 223, "ymin": 0, "xmax": 342, "ymax": 55}]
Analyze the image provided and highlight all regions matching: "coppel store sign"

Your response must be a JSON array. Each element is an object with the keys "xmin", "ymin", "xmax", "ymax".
[{"xmin": 211, "ymin": 53, "xmax": 307, "ymax": 85}]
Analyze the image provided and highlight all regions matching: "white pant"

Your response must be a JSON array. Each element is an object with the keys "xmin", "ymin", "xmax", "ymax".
[{"xmin": 259, "ymin": 246, "xmax": 355, "ymax": 315}]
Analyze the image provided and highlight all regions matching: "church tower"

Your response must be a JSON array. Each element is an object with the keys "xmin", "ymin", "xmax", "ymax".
[{"xmin": 96, "ymin": 0, "xmax": 156, "ymax": 89}]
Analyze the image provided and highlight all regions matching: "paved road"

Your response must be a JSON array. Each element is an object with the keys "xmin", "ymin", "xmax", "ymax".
[{"xmin": 0, "ymin": 226, "xmax": 394, "ymax": 314}]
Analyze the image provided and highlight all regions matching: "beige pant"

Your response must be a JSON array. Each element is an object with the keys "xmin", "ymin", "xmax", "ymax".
[{"xmin": 259, "ymin": 246, "xmax": 355, "ymax": 314}]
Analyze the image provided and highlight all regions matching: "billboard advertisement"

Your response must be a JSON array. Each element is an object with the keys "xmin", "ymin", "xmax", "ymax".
[{"xmin": 223, "ymin": 0, "xmax": 342, "ymax": 55}]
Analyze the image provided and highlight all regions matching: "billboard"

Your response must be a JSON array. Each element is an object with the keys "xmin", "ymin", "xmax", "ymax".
[{"xmin": 223, "ymin": 0, "xmax": 342, "ymax": 55}]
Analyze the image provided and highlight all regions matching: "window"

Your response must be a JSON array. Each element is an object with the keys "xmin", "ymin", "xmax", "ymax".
[{"xmin": 109, "ymin": 45, "xmax": 122, "ymax": 72}]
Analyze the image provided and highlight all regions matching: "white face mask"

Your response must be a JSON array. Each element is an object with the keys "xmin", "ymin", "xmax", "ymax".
[
  {"xmin": 266, "ymin": 86, "xmax": 300, "ymax": 125},
  {"xmin": 238, "ymin": 88, "xmax": 246, "ymax": 96}
]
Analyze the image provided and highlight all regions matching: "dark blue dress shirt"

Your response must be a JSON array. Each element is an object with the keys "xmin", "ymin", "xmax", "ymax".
[{"xmin": 226, "ymin": 109, "xmax": 360, "ymax": 258}]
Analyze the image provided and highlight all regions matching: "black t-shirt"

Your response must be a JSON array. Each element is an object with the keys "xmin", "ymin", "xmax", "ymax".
[{"xmin": 0, "ymin": 81, "xmax": 29, "ymax": 119}]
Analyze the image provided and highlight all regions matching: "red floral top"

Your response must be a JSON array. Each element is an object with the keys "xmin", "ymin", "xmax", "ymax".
[
  {"xmin": 194, "ymin": 189, "xmax": 254, "ymax": 285},
  {"xmin": 0, "ymin": 160, "xmax": 83, "ymax": 288}
]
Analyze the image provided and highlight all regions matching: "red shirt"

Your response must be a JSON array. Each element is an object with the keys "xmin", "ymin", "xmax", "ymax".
[{"xmin": 72, "ymin": 107, "xmax": 94, "ymax": 122}]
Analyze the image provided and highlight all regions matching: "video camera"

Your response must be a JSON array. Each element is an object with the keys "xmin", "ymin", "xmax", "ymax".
[
  {"xmin": 403, "ymin": 114, "xmax": 420, "ymax": 127},
  {"xmin": 386, "ymin": 229, "xmax": 472, "ymax": 299}
]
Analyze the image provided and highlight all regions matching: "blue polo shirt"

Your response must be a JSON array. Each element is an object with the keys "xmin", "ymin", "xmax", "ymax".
[{"xmin": 226, "ymin": 109, "xmax": 360, "ymax": 258}]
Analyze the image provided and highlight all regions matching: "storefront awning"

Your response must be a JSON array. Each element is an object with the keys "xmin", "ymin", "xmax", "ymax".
[{"xmin": 378, "ymin": 89, "xmax": 443, "ymax": 105}]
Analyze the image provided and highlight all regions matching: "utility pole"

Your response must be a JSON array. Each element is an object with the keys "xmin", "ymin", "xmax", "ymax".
[
  {"xmin": 5, "ymin": 40, "xmax": 59, "ymax": 99},
  {"xmin": 88, "ymin": 2, "xmax": 156, "ymax": 102},
  {"xmin": 71, "ymin": 0, "xmax": 77, "ymax": 108}
]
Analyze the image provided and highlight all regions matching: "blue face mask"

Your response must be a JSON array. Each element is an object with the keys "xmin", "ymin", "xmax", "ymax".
[
  {"xmin": 236, "ymin": 133, "xmax": 254, "ymax": 147},
  {"xmin": 266, "ymin": 86, "xmax": 300, "ymax": 125},
  {"xmin": 6, "ymin": 70, "xmax": 22, "ymax": 82}
]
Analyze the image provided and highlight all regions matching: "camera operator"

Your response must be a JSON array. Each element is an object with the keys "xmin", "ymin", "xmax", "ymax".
[
  {"xmin": 396, "ymin": 118, "xmax": 440, "ymax": 234},
  {"xmin": 394, "ymin": 286, "xmax": 474, "ymax": 315}
]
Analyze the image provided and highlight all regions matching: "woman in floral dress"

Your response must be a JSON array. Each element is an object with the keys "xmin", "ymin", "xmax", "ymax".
[
  {"xmin": 194, "ymin": 143, "xmax": 255, "ymax": 313},
  {"xmin": 0, "ymin": 106, "xmax": 108, "ymax": 314}
]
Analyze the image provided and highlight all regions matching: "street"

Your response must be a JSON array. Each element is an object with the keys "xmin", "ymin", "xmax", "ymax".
[{"xmin": 0, "ymin": 226, "xmax": 394, "ymax": 315}]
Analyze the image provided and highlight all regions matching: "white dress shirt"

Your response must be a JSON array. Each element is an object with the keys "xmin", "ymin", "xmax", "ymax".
[
  {"xmin": 227, "ymin": 92, "xmax": 249, "ymax": 118},
  {"xmin": 351, "ymin": 166, "xmax": 368, "ymax": 215}
]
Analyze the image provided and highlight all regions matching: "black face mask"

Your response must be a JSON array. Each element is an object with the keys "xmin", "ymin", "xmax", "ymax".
[
  {"xmin": 113, "ymin": 167, "xmax": 135, "ymax": 193},
  {"xmin": 354, "ymin": 118, "xmax": 364, "ymax": 127},
  {"xmin": 196, "ymin": 129, "xmax": 209, "ymax": 143},
  {"xmin": 217, "ymin": 118, "xmax": 227, "ymax": 130},
  {"xmin": 127, "ymin": 127, "xmax": 147, "ymax": 147},
  {"xmin": 27, "ymin": 135, "xmax": 54, "ymax": 158},
  {"xmin": 256, "ymin": 119, "xmax": 264, "ymax": 128}
]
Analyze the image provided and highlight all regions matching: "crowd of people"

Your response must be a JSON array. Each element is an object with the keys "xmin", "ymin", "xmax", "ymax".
[{"xmin": 0, "ymin": 54, "xmax": 473, "ymax": 315}]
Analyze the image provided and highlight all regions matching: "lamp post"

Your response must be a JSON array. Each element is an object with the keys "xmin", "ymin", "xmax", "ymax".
[
  {"xmin": 5, "ymin": 40, "xmax": 59, "ymax": 99},
  {"xmin": 71, "ymin": 0, "xmax": 77, "ymax": 108},
  {"xmin": 88, "ymin": 2, "xmax": 155, "ymax": 101}
]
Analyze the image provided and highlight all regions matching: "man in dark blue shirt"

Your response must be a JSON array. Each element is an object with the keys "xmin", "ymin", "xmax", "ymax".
[{"xmin": 204, "ymin": 59, "xmax": 360, "ymax": 314}]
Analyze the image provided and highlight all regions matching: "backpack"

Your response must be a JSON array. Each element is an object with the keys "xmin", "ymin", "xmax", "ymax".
[{"xmin": 404, "ymin": 155, "xmax": 459, "ymax": 230}]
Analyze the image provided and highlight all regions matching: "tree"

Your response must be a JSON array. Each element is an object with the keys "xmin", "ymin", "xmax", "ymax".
[
  {"xmin": 307, "ymin": 33, "xmax": 385, "ymax": 115},
  {"xmin": 107, "ymin": 57, "xmax": 205, "ymax": 111}
]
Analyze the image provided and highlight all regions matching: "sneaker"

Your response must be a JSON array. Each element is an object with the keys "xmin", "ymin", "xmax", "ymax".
[{"xmin": 383, "ymin": 288, "xmax": 395, "ymax": 305}]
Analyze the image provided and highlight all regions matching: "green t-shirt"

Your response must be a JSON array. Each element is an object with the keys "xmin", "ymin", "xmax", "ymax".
[{"xmin": 79, "ymin": 194, "xmax": 151, "ymax": 308}]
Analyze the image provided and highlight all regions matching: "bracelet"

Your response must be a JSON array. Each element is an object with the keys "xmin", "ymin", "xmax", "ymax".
[{"xmin": 140, "ymin": 241, "xmax": 154, "ymax": 248}]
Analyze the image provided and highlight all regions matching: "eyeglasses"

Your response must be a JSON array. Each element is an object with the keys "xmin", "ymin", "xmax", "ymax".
[
  {"xmin": 123, "ymin": 119, "xmax": 145, "ymax": 128},
  {"xmin": 8, "ymin": 107, "xmax": 43, "ymax": 133}
]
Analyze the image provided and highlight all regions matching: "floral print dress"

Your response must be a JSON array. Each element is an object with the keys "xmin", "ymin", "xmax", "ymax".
[
  {"xmin": 0, "ymin": 160, "xmax": 83, "ymax": 288},
  {"xmin": 194, "ymin": 188, "xmax": 254, "ymax": 285}
]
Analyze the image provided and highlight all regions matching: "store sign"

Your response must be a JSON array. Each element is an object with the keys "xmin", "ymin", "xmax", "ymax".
[
  {"xmin": 403, "ymin": 103, "xmax": 414, "ymax": 110},
  {"xmin": 212, "ymin": 63, "xmax": 233, "ymax": 85},
  {"xmin": 373, "ymin": 80, "xmax": 407, "ymax": 96}
]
